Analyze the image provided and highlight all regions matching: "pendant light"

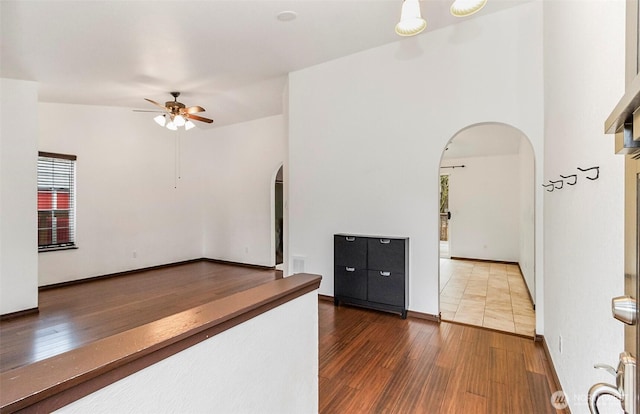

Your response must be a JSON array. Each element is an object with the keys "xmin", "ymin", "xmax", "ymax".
[
  {"xmin": 395, "ymin": 0, "xmax": 426, "ymax": 37},
  {"xmin": 450, "ymin": 0, "xmax": 487, "ymax": 17},
  {"xmin": 154, "ymin": 114, "xmax": 167, "ymax": 127}
]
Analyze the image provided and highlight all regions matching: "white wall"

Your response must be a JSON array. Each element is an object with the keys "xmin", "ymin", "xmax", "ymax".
[
  {"xmin": 56, "ymin": 290, "xmax": 318, "ymax": 414},
  {"xmin": 445, "ymin": 154, "xmax": 521, "ymax": 263},
  {"xmin": 543, "ymin": 1, "xmax": 625, "ymax": 413},
  {"xmin": 37, "ymin": 105, "xmax": 286, "ymax": 285},
  {"xmin": 518, "ymin": 138, "xmax": 535, "ymax": 302},
  {"xmin": 200, "ymin": 115, "xmax": 285, "ymax": 267},
  {"xmin": 38, "ymin": 103, "xmax": 205, "ymax": 285},
  {"xmin": 288, "ymin": 3, "xmax": 545, "ymax": 319},
  {"xmin": 0, "ymin": 78, "xmax": 39, "ymax": 314}
]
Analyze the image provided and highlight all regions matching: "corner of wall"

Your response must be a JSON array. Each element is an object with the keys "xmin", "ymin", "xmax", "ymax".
[{"xmin": 0, "ymin": 78, "xmax": 39, "ymax": 314}]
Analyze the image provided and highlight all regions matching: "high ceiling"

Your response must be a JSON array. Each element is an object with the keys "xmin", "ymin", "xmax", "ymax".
[{"xmin": 1, "ymin": 0, "xmax": 523, "ymax": 127}]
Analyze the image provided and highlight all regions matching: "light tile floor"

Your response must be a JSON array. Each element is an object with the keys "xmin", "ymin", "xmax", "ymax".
[{"xmin": 440, "ymin": 258, "xmax": 536, "ymax": 337}]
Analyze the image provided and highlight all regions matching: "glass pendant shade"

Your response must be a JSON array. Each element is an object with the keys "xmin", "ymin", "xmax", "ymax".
[
  {"xmin": 450, "ymin": 0, "xmax": 487, "ymax": 17},
  {"xmin": 166, "ymin": 121, "xmax": 178, "ymax": 131},
  {"xmin": 185, "ymin": 120, "xmax": 196, "ymax": 131},
  {"xmin": 154, "ymin": 114, "xmax": 166, "ymax": 127},
  {"xmin": 395, "ymin": 0, "xmax": 426, "ymax": 37},
  {"xmin": 173, "ymin": 115, "xmax": 186, "ymax": 127}
]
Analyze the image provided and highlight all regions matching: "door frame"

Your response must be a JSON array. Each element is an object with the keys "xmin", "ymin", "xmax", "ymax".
[
  {"xmin": 439, "ymin": 173, "xmax": 451, "ymax": 259},
  {"xmin": 271, "ymin": 164, "xmax": 284, "ymax": 268}
]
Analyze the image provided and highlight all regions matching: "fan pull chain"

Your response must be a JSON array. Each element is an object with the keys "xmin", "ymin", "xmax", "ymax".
[{"xmin": 174, "ymin": 130, "xmax": 182, "ymax": 188}]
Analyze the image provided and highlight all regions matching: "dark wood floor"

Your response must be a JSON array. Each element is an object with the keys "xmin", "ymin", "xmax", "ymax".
[
  {"xmin": 319, "ymin": 301, "xmax": 566, "ymax": 414},
  {"xmin": 2, "ymin": 262, "xmax": 565, "ymax": 414},
  {"xmin": 0, "ymin": 261, "xmax": 280, "ymax": 372}
]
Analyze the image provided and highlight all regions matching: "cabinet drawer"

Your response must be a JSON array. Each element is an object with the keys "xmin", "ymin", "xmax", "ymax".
[
  {"xmin": 367, "ymin": 238, "xmax": 405, "ymax": 272},
  {"xmin": 367, "ymin": 270, "xmax": 404, "ymax": 307},
  {"xmin": 334, "ymin": 266, "xmax": 367, "ymax": 300},
  {"xmin": 334, "ymin": 235, "xmax": 367, "ymax": 267}
]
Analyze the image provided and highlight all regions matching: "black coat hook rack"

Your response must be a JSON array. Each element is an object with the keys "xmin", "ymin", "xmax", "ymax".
[
  {"xmin": 577, "ymin": 166, "xmax": 599, "ymax": 180},
  {"xmin": 543, "ymin": 166, "xmax": 599, "ymax": 192},
  {"xmin": 559, "ymin": 174, "xmax": 577, "ymax": 185},
  {"xmin": 550, "ymin": 179, "xmax": 564, "ymax": 190}
]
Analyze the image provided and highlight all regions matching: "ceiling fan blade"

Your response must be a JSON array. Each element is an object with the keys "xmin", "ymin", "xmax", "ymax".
[
  {"xmin": 144, "ymin": 98, "xmax": 168, "ymax": 111},
  {"xmin": 133, "ymin": 109, "xmax": 165, "ymax": 113},
  {"xmin": 187, "ymin": 114, "xmax": 214, "ymax": 124},
  {"xmin": 185, "ymin": 106, "xmax": 205, "ymax": 114}
]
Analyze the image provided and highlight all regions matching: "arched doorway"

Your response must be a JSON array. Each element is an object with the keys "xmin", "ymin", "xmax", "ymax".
[
  {"xmin": 274, "ymin": 165, "xmax": 284, "ymax": 269},
  {"xmin": 438, "ymin": 123, "xmax": 536, "ymax": 336}
]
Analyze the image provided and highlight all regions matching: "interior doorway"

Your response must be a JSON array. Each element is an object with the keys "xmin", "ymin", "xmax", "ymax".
[
  {"xmin": 438, "ymin": 123, "xmax": 536, "ymax": 337},
  {"xmin": 274, "ymin": 166, "xmax": 283, "ymax": 268},
  {"xmin": 439, "ymin": 174, "xmax": 451, "ymax": 259}
]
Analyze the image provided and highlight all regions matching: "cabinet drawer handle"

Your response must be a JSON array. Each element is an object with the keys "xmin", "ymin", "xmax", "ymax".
[
  {"xmin": 345, "ymin": 236, "xmax": 356, "ymax": 242},
  {"xmin": 380, "ymin": 239, "xmax": 391, "ymax": 244},
  {"xmin": 380, "ymin": 271, "xmax": 391, "ymax": 277},
  {"xmin": 345, "ymin": 267, "xmax": 356, "ymax": 272}
]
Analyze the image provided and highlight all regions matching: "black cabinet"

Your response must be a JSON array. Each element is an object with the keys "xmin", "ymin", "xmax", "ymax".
[{"xmin": 334, "ymin": 234, "xmax": 409, "ymax": 318}]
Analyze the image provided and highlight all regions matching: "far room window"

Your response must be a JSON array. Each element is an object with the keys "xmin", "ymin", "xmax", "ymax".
[{"xmin": 38, "ymin": 152, "xmax": 76, "ymax": 251}]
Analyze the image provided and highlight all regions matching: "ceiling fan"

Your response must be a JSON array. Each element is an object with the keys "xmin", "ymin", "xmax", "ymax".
[{"xmin": 138, "ymin": 92, "xmax": 213, "ymax": 130}]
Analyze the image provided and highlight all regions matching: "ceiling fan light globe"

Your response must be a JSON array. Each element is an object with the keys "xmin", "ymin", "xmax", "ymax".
[
  {"xmin": 395, "ymin": 0, "xmax": 426, "ymax": 36},
  {"xmin": 185, "ymin": 120, "xmax": 196, "ymax": 131},
  {"xmin": 166, "ymin": 121, "xmax": 177, "ymax": 131},
  {"xmin": 174, "ymin": 115, "xmax": 186, "ymax": 127},
  {"xmin": 154, "ymin": 114, "xmax": 166, "ymax": 127},
  {"xmin": 450, "ymin": 0, "xmax": 487, "ymax": 17}
]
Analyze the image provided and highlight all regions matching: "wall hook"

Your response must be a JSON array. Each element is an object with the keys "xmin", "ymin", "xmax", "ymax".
[
  {"xmin": 577, "ymin": 166, "xmax": 600, "ymax": 180},
  {"xmin": 550, "ymin": 179, "xmax": 564, "ymax": 190},
  {"xmin": 560, "ymin": 174, "xmax": 577, "ymax": 185},
  {"xmin": 542, "ymin": 183, "xmax": 554, "ymax": 192}
]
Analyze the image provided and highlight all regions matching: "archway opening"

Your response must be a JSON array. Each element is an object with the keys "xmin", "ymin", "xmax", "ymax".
[
  {"xmin": 438, "ymin": 123, "xmax": 536, "ymax": 336},
  {"xmin": 274, "ymin": 165, "xmax": 284, "ymax": 268}
]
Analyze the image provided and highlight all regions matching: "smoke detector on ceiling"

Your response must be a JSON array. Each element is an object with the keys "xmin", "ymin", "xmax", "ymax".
[{"xmin": 276, "ymin": 11, "xmax": 297, "ymax": 22}]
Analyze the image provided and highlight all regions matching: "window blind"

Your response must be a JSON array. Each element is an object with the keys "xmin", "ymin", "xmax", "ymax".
[{"xmin": 37, "ymin": 152, "xmax": 76, "ymax": 250}]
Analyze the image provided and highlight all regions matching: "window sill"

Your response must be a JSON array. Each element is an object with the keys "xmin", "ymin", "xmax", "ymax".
[{"xmin": 38, "ymin": 246, "xmax": 78, "ymax": 253}]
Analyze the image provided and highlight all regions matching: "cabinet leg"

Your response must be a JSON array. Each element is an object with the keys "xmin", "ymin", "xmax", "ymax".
[
  {"xmin": 334, "ymin": 298, "xmax": 339, "ymax": 307},
  {"xmin": 401, "ymin": 310, "xmax": 407, "ymax": 319}
]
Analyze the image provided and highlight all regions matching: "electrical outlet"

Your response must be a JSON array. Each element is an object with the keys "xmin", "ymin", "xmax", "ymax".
[{"xmin": 558, "ymin": 335, "xmax": 563, "ymax": 354}]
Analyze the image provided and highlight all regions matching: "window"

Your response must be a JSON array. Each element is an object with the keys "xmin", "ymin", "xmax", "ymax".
[{"xmin": 38, "ymin": 152, "xmax": 76, "ymax": 251}]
